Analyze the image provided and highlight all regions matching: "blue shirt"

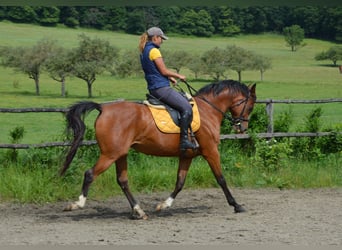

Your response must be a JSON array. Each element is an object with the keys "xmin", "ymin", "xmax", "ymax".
[{"xmin": 140, "ymin": 42, "xmax": 170, "ymax": 91}]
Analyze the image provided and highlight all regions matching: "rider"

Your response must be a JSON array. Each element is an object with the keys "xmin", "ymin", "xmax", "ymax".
[{"xmin": 139, "ymin": 27, "xmax": 197, "ymax": 151}]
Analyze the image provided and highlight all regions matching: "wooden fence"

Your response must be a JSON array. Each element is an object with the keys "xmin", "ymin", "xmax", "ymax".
[{"xmin": 1, "ymin": 98, "xmax": 341, "ymax": 149}]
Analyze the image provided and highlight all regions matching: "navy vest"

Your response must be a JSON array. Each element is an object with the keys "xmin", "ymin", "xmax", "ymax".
[{"xmin": 140, "ymin": 42, "xmax": 170, "ymax": 90}]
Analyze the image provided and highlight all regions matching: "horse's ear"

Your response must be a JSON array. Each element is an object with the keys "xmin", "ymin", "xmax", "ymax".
[{"xmin": 249, "ymin": 83, "xmax": 256, "ymax": 96}]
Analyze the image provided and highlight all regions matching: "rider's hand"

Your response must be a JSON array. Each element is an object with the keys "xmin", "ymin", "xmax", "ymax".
[
  {"xmin": 178, "ymin": 74, "xmax": 186, "ymax": 82},
  {"xmin": 169, "ymin": 77, "xmax": 177, "ymax": 86}
]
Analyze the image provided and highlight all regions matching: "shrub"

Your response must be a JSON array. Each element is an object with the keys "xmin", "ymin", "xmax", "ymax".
[
  {"xmin": 304, "ymin": 107, "xmax": 322, "ymax": 133},
  {"xmin": 317, "ymin": 130, "xmax": 342, "ymax": 154},
  {"xmin": 248, "ymin": 104, "xmax": 268, "ymax": 133},
  {"xmin": 274, "ymin": 107, "xmax": 293, "ymax": 132},
  {"xmin": 253, "ymin": 138, "xmax": 293, "ymax": 172},
  {"xmin": 64, "ymin": 17, "xmax": 79, "ymax": 28},
  {"xmin": 4, "ymin": 126, "xmax": 25, "ymax": 163}
]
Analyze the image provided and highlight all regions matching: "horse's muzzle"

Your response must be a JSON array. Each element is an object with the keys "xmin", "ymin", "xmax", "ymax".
[{"xmin": 234, "ymin": 122, "xmax": 248, "ymax": 134}]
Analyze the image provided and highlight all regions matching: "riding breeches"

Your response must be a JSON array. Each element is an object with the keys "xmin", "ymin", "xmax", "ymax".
[{"xmin": 149, "ymin": 86, "xmax": 193, "ymax": 115}]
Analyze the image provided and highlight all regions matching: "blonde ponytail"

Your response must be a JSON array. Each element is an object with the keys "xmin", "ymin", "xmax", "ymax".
[{"xmin": 139, "ymin": 32, "xmax": 149, "ymax": 53}]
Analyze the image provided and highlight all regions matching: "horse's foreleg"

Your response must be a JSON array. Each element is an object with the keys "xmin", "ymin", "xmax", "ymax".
[
  {"xmin": 116, "ymin": 156, "xmax": 148, "ymax": 220},
  {"xmin": 63, "ymin": 155, "xmax": 114, "ymax": 211},
  {"xmin": 216, "ymin": 175, "xmax": 246, "ymax": 213},
  {"xmin": 204, "ymin": 150, "xmax": 246, "ymax": 213},
  {"xmin": 156, "ymin": 158, "xmax": 192, "ymax": 211}
]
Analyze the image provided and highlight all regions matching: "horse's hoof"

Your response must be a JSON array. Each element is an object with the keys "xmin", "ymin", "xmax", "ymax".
[
  {"xmin": 156, "ymin": 197, "xmax": 174, "ymax": 211},
  {"xmin": 234, "ymin": 204, "xmax": 247, "ymax": 213},
  {"xmin": 131, "ymin": 205, "xmax": 148, "ymax": 220},
  {"xmin": 156, "ymin": 202, "xmax": 166, "ymax": 211},
  {"xmin": 63, "ymin": 203, "xmax": 79, "ymax": 211},
  {"xmin": 156, "ymin": 204, "xmax": 162, "ymax": 212},
  {"xmin": 131, "ymin": 212, "xmax": 148, "ymax": 220}
]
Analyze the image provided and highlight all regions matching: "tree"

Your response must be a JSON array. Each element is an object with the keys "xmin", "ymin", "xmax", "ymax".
[
  {"xmin": 0, "ymin": 38, "xmax": 56, "ymax": 95},
  {"xmin": 283, "ymin": 25, "xmax": 305, "ymax": 51},
  {"xmin": 319, "ymin": 7, "xmax": 342, "ymax": 41},
  {"xmin": 6, "ymin": 6, "xmax": 37, "ymax": 23},
  {"xmin": 59, "ymin": 7, "xmax": 80, "ymax": 28},
  {"xmin": 242, "ymin": 7, "xmax": 268, "ymax": 34},
  {"xmin": 292, "ymin": 6, "xmax": 321, "ymax": 38},
  {"xmin": 201, "ymin": 47, "xmax": 229, "ymax": 81},
  {"xmin": 251, "ymin": 54, "xmax": 272, "ymax": 81},
  {"xmin": 314, "ymin": 46, "xmax": 342, "ymax": 66},
  {"xmin": 125, "ymin": 8, "xmax": 146, "ymax": 35},
  {"xmin": 263, "ymin": 6, "xmax": 289, "ymax": 33},
  {"xmin": 44, "ymin": 47, "xmax": 73, "ymax": 97},
  {"xmin": 163, "ymin": 50, "xmax": 192, "ymax": 73},
  {"xmin": 188, "ymin": 55, "xmax": 204, "ymax": 79},
  {"xmin": 105, "ymin": 7, "xmax": 127, "ymax": 31},
  {"xmin": 154, "ymin": 7, "xmax": 181, "ymax": 33},
  {"xmin": 111, "ymin": 49, "xmax": 142, "ymax": 78},
  {"xmin": 177, "ymin": 9, "xmax": 214, "ymax": 37},
  {"xmin": 79, "ymin": 7, "xmax": 107, "ymax": 29},
  {"xmin": 225, "ymin": 45, "xmax": 254, "ymax": 82},
  {"xmin": 70, "ymin": 34, "xmax": 119, "ymax": 98},
  {"xmin": 208, "ymin": 6, "xmax": 240, "ymax": 36},
  {"xmin": 34, "ymin": 6, "xmax": 60, "ymax": 26}
]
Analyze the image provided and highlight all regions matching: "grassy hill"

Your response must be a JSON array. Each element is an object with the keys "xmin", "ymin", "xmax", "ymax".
[{"xmin": 0, "ymin": 21, "xmax": 341, "ymax": 144}]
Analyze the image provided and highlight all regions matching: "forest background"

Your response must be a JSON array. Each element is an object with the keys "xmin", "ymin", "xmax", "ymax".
[{"xmin": 0, "ymin": 6, "xmax": 341, "ymax": 41}]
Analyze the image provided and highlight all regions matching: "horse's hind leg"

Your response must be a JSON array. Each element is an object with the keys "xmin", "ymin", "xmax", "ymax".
[
  {"xmin": 116, "ymin": 155, "xmax": 148, "ymax": 220},
  {"xmin": 63, "ymin": 154, "xmax": 115, "ymax": 211}
]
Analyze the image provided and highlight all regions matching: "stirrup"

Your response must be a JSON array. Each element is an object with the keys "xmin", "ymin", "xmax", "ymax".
[{"xmin": 180, "ymin": 140, "xmax": 199, "ymax": 151}]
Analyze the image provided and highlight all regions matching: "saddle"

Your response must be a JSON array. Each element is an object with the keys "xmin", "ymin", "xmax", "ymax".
[{"xmin": 143, "ymin": 93, "xmax": 201, "ymax": 134}]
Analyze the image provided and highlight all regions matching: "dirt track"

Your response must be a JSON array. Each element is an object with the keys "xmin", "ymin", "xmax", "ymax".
[{"xmin": 0, "ymin": 188, "xmax": 341, "ymax": 245}]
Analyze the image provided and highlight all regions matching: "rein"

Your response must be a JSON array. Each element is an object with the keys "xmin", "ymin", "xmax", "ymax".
[{"xmin": 177, "ymin": 81, "xmax": 249, "ymax": 127}]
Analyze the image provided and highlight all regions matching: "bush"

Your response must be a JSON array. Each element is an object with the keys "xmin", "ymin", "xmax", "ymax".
[
  {"xmin": 274, "ymin": 107, "xmax": 293, "ymax": 132},
  {"xmin": 248, "ymin": 104, "xmax": 268, "ymax": 133},
  {"xmin": 291, "ymin": 106, "xmax": 342, "ymax": 159},
  {"xmin": 304, "ymin": 107, "xmax": 322, "ymax": 132},
  {"xmin": 4, "ymin": 126, "xmax": 25, "ymax": 163},
  {"xmin": 254, "ymin": 138, "xmax": 293, "ymax": 172},
  {"xmin": 317, "ymin": 130, "xmax": 342, "ymax": 154},
  {"xmin": 64, "ymin": 17, "xmax": 79, "ymax": 28}
]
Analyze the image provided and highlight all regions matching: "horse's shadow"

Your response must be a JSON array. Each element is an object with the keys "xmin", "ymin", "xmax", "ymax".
[{"xmin": 42, "ymin": 204, "xmax": 211, "ymax": 222}]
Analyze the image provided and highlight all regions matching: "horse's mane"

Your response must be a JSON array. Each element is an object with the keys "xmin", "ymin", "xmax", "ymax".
[{"xmin": 195, "ymin": 80, "xmax": 249, "ymax": 97}]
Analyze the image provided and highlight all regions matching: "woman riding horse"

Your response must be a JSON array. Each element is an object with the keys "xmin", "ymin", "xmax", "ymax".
[{"xmin": 61, "ymin": 80, "xmax": 256, "ymax": 220}]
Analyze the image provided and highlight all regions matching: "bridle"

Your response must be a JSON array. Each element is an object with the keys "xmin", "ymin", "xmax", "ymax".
[
  {"xmin": 229, "ymin": 95, "xmax": 251, "ymax": 130},
  {"xmin": 178, "ymin": 81, "xmax": 251, "ymax": 130}
]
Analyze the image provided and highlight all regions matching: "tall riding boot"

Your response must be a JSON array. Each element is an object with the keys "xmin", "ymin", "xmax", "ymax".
[{"xmin": 179, "ymin": 110, "xmax": 197, "ymax": 151}]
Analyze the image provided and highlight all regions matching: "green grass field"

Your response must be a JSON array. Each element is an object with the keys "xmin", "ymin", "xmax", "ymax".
[{"xmin": 0, "ymin": 21, "xmax": 341, "ymax": 144}]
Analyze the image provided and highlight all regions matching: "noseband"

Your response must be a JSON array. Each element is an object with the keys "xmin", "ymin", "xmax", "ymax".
[{"xmin": 229, "ymin": 94, "xmax": 250, "ymax": 129}]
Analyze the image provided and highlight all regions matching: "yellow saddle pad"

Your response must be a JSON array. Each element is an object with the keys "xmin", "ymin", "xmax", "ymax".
[{"xmin": 145, "ymin": 99, "xmax": 200, "ymax": 134}]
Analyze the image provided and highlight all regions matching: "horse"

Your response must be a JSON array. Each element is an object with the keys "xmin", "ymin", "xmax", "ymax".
[{"xmin": 60, "ymin": 79, "xmax": 256, "ymax": 219}]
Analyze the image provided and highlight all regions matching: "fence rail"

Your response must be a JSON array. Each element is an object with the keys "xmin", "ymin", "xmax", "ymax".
[
  {"xmin": 1, "ymin": 98, "xmax": 341, "ymax": 149},
  {"xmin": 1, "ymin": 132, "xmax": 341, "ymax": 149}
]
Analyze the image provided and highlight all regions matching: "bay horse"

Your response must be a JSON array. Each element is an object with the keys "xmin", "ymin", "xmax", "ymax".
[{"xmin": 61, "ymin": 80, "xmax": 256, "ymax": 219}]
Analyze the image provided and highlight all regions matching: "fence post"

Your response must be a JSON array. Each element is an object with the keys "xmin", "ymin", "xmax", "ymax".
[{"xmin": 266, "ymin": 100, "xmax": 274, "ymax": 133}]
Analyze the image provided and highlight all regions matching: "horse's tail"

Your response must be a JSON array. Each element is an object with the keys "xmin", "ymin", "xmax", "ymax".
[{"xmin": 60, "ymin": 101, "xmax": 102, "ymax": 176}]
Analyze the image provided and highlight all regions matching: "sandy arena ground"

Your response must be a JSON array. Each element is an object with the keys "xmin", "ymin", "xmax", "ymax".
[{"xmin": 0, "ymin": 188, "xmax": 341, "ymax": 246}]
